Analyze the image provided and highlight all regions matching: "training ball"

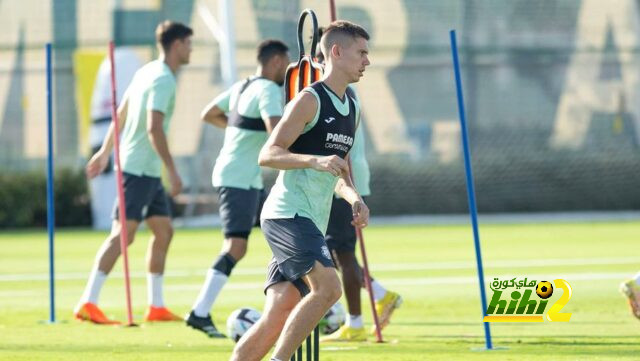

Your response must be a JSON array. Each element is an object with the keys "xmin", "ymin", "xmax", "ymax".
[
  {"xmin": 536, "ymin": 281, "xmax": 554, "ymax": 299},
  {"xmin": 319, "ymin": 302, "xmax": 346, "ymax": 335},
  {"xmin": 226, "ymin": 307, "xmax": 261, "ymax": 342}
]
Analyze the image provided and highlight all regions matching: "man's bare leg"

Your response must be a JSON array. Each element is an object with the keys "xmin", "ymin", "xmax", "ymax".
[
  {"xmin": 271, "ymin": 262, "xmax": 342, "ymax": 360},
  {"xmin": 145, "ymin": 216, "xmax": 174, "ymax": 274},
  {"xmin": 96, "ymin": 220, "xmax": 139, "ymax": 273},
  {"xmin": 336, "ymin": 251, "xmax": 362, "ymax": 316},
  {"xmin": 143, "ymin": 216, "xmax": 180, "ymax": 320},
  {"xmin": 230, "ymin": 282, "xmax": 301, "ymax": 361},
  {"xmin": 74, "ymin": 219, "xmax": 139, "ymax": 323}
]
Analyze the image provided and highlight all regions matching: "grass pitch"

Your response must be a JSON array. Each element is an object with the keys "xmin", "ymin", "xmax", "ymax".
[{"xmin": 1, "ymin": 220, "xmax": 639, "ymax": 360}]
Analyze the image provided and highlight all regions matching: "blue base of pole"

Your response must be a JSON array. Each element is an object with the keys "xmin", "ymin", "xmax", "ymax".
[
  {"xmin": 37, "ymin": 319, "xmax": 67, "ymax": 325},
  {"xmin": 471, "ymin": 346, "xmax": 508, "ymax": 352}
]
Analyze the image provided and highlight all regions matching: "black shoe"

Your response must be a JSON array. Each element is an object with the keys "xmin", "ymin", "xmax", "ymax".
[{"xmin": 185, "ymin": 311, "xmax": 226, "ymax": 338}]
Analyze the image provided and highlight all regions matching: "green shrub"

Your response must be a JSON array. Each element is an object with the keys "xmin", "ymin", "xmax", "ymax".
[{"xmin": 0, "ymin": 169, "xmax": 91, "ymax": 228}]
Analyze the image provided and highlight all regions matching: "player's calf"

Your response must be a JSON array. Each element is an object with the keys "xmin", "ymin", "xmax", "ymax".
[{"xmin": 231, "ymin": 282, "xmax": 300, "ymax": 361}]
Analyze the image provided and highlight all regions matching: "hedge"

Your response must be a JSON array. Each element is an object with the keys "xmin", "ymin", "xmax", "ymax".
[{"xmin": 0, "ymin": 169, "xmax": 91, "ymax": 228}]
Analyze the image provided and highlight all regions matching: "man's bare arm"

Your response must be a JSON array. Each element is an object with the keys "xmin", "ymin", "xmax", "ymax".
[
  {"xmin": 86, "ymin": 95, "xmax": 129, "ymax": 178},
  {"xmin": 263, "ymin": 116, "xmax": 281, "ymax": 134},
  {"xmin": 334, "ymin": 164, "xmax": 360, "ymax": 206},
  {"xmin": 201, "ymin": 101, "xmax": 228, "ymax": 128},
  {"xmin": 147, "ymin": 110, "xmax": 182, "ymax": 196},
  {"xmin": 334, "ymin": 157, "xmax": 369, "ymax": 228},
  {"xmin": 258, "ymin": 92, "xmax": 348, "ymax": 176}
]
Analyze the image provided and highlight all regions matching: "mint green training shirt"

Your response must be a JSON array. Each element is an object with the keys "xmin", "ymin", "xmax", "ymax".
[
  {"xmin": 261, "ymin": 84, "xmax": 361, "ymax": 234},
  {"xmin": 120, "ymin": 60, "xmax": 175, "ymax": 177},
  {"xmin": 212, "ymin": 77, "xmax": 284, "ymax": 189},
  {"xmin": 350, "ymin": 125, "xmax": 370, "ymax": 196},
  {"xmin": 344, "ymin": 86, "xmax": 370, "ymax": 196}
]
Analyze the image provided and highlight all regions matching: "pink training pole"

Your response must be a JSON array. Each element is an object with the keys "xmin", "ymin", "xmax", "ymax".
[
  {"xmin": 347, "ymin": 158, "xmax": 383, "ymax": 343},
  {"xmin": 108, "ymin": 41, "xmax": 135, "ymax": 326},
  {"xmin": 329, "ymin": 0, "xmax": 337, "ymax": 23},
  {"xmin": 356, "ymin": 227, "xmax": 383, "ymax": 342},
  {"xmin": 329, "ymin": 0, "xmax": 383, "ymax": 342}
]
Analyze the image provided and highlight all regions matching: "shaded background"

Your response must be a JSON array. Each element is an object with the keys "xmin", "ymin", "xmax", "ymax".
[{"xmin": 1, "ymin": 0, "xmax": 639, "ymax": 227}]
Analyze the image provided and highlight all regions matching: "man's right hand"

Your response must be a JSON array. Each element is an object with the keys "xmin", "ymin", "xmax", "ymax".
[
  {"xmin": 86, "ymin": 151, "xmax": 109, "ymax": 179},
  {"xmin": 311, "ymin": 155, "xmax": 349, "ymax": 177},
  {"xmin": 168, "ymin": 168, "xmax": 183, "ymax": 197}
]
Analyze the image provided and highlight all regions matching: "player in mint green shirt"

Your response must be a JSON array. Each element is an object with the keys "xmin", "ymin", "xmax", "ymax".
[
  {"xmin": 186, "ymin": 40, "xmax": 290, "ymax": 338},
  {"xmin": 76, "ymin": 21, "xmax": 192, "ymax": 325},
  {"xmin": 322, "ymin": 88, "xmax": 402, "ymax": 342},
  {"xmin": 231, "ymin": 21, "xmax": 371, "ymax": 361},
  {"xmin": 308, "ymin": 27, "xmax": 400, "ymax": 340}
]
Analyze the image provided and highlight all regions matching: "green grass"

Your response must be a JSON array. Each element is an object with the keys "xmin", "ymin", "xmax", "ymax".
[{"xmin": 1, "ymin": 221, "xmax": 639, "ymax": 360}]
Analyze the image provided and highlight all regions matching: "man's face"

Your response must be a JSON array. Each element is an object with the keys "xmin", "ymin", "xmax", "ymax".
[
  {"xmin": 337, "ymin": 37, "xmax": 369, "ymax": 83},
  {"xmin": 175, "ymin": 36, "xmax": 193, "ymax": 65},
  {"xmin": 274, "ymin": 52, "xmax": 290, "ymax": 86}
]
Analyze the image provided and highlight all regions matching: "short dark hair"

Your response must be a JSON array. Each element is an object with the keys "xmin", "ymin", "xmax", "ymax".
[
  {"xmin": 320, "ymin": 21, "xmax": 369, "ymax": 58},
  {"xmin": 257, "ymin": 39, "xmax": 289, "ymax": 65},
  {"xmin": 323, "ymin": 20, "xmax": 370, "ymax": 42},
  {"xmin": 318, "ymin": 26, "xmax": 327, "ymax": 38},
  {"xmin": 155, "ymin": 21, "xmax": 193, "ymax": 52}
]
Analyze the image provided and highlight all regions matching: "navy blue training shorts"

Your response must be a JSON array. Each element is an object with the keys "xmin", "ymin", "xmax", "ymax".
[
  {"xmin": 112, "ymin": 172, "xmax": 171, "ymax": 222},
  {"xmin": 262, "ymin": 215, "xmax": 335, "ymax": 295},
  {"xmin": 217, "ymin": 186, "xmax": 264, "ymax": 239}
]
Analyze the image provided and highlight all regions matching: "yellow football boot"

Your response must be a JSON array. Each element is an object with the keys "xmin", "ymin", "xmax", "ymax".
[
  {"xmin": 371, "ymin": 291, "xmax": 402, "ymax": 334},
  {"xmin": 320, "ymin": 325, "xmax": 367, "ymax": 342}
]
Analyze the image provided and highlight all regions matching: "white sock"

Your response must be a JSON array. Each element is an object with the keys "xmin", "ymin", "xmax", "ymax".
[
  {"xmin": 634, "ymin": 272, "xmax": 640, "ymax": 286},
  {"xmin": 147, "ymin": 273, "xmax": 164, "ymax": 307},
  {"xmin": 371, "ymin": 279, "xmax": 387, "ymax": 302},
  {"xmin": 270, "ymin": 358, "xmax": 283, "ymax": 361},
  {"xmin": 192, "ymin": 269, "xmax": 228, "ymax": 317},
  {"xmin": 346, "ymin": 314, "xmax": 363, "ymax": 328},
  {"xmin": 80, "ymin": 268, "xmax": 107, "ymax": 305}
]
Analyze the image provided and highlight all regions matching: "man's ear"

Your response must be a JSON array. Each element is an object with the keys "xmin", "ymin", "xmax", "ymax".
[{"xmin": 331, "ymin": 44, "xmax": 341, "ymax": 58}]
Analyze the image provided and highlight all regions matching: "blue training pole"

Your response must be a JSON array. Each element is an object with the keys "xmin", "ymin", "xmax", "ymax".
[
  {"xmin": 449, "ymin": 30, "xmax": 492, "ymax": 350},
  {"xmin": 45, "ymin": 43, "xmax": 56, "ymax": 323}
]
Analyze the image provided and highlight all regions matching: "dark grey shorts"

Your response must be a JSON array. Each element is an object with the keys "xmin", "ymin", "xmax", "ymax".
[
  {"xmin": 262, "ymin": 215, "xmax": 335, "ymax": 295},
  {"xmin": 112, "ymin": 172, "xmax": 171, "ymax": 222},
  {"xmin": 264, "ymin": 258, "xmax": 310, "ymax": 297},
  {"xmin": 325, "ymin": 196, "xmax": 368, "ymax": 253},
  {"xmin": 217, "ymin": 187, "xmax": 265, "ymax": 239}
]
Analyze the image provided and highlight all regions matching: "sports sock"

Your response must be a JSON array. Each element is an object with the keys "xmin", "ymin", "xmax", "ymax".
[
  {"xmin": 346, "ymin": 314, "xmax": 363, "ymax": 328},
  {"xmin": 213, "ymin": 252, "xmax": 237, "ymax": 276},
  {"xmin": 371, "ymin": 279, "xmax": 387, "ymax": 302},
  {"xmin": 80, "ymin": 268, "xmax": 107, "ymax": 305},
  {"xmin": 192, "ymin": 268, "xmax": 228, "ymax": 317},
  {"xmin": 147, "ymin": 273, "xmax": 164, "ymax": 307}
]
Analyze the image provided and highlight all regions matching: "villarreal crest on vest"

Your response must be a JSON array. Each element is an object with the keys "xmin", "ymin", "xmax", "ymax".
[{"xmin": 289, "ymin": 82, "xmax": 357, "ymax": 159}]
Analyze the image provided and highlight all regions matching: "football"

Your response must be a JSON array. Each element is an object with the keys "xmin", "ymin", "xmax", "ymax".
[
  {"xmin": 226, "ymin": 307, "xmax": 261, "ymax": 342},
  {"xmin": 318, "ymin": 302, "xmax": 346, "ymax": 335},
  {"xmin": 536, "ymin": 281, "xmax": 554, "ymax": 299}
]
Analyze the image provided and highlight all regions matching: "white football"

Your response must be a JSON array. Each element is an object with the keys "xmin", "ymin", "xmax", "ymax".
[
  {"xmin": 319, "ymin": 302, "xmax": 346, "ymax": 335},
  {"xmin": 226, "ymin": 307, "xmax": 261, "ymax": 342}
]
